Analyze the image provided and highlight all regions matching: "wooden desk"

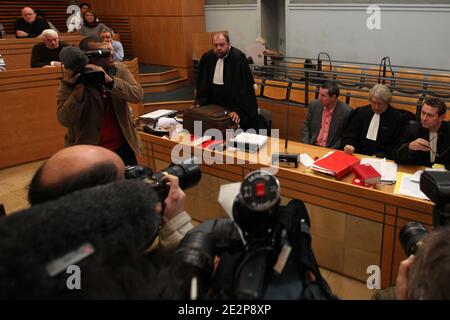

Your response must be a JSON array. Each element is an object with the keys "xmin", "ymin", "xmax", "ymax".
[
  {"xmin": 138, "ymin": 131, "xmax": 433, "ymax": 288},
  {"xmin": 0, "ymin": 58, "xmax": 142, "ymax": 169},
  {"xmin": 0, "ymin": 34, "xmax": 85, "ymax": 70}
]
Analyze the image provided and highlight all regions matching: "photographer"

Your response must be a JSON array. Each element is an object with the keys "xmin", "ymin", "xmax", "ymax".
[
  {"xmin": 57, "ymin": 36, "xmax": 143, "ymax": 166},
  {"xmin": 28, "ymin": 145, "xmax": 194, "ymax": 249}
]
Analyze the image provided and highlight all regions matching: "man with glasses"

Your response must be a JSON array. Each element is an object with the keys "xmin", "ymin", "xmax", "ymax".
[
  {"xmin": 14, "ymin": 7, "xmax": 50, "ymax": 38},
  {"xmin": 31, "ymin": 29, "xmax": 68, "ymax": 68},
  {"xmin": 56, "ymin": 37, "xmax": 143, "ymax": 166},
  {"xmin": 394, "ymin": 97, "xmax": 450, "ymax": 169}
]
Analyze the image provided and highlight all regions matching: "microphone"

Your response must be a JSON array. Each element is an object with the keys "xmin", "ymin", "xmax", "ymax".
[
  {"xmin": 59, "ymin": 46, "xmax": 88, "ymax": 73},
  {"xmin": 0, "ymin": 180, "xmax": 162, "ymax": 299}
]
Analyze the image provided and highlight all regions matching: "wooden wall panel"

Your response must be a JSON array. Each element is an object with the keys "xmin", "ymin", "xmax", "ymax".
[
  {"xmin": 181, "ymin": 0, "xmax": 205, "ymax": 16},
  {"xmin": 182, "ymin": 17, "xmax": 206, "ymax": 67},
  {"xmin": 87, "ymin": 0, "xmax": 184, "ymax": 16}
]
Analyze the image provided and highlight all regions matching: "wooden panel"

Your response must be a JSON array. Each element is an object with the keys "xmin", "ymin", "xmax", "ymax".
[
  {"xmin": 0, "ymin": 69, "xmax": 65, "ymax": 168},
  {"xmin": 192, "ymin": 31, "xmax": 227, "ymax": 61},
  {"xmin": 182, "ymin": 16, "xmax": 206, "ymax": 67},
  {"xmin": 90, "ymin": 0, "xmax": 184, "ymax": 16}
]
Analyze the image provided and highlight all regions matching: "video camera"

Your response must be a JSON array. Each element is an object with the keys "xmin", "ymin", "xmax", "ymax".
[
  {"xmin": 176, "ymin": 170, "xmax": 334, "ymax": 300},
  {"xmin": 59, "ymin": 47, "xmax": 112, "ymax": 87},
  {"xmin": 124, "ymin": 158, "xmax": 201, "ymax": 202},
  {"xmin": 400, "ymin": 171, "xmax": 450, "ymax": 256}
]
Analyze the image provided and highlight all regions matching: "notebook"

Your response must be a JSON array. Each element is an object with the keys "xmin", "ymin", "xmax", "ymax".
[{"xmin": 311, "ymin": 151, "xmax": 360, "ymax": 180}]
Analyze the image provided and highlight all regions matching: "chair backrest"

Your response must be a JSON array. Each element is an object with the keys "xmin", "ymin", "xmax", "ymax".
[
  {"xmin": 262, "ymin": 79, "xmax": 289, "ymax": 100},
  {"xmin": 334, "ymin": 64, "xmax": 363, "ymax": 87},
  {"xmin": 391, "ymin": 92, "xmax": 421, "ymax": 115},
  {"xmin": 427, "ymin": 73, "xmax": 450, "ymax": 97},
  {"xmin": 289, "ymin": 83, "xmax": 317, "ymax": 105},
  {"xmin": 394, "ymin": 69, "xmax": 425, "ymax": 96},
  {"xmin": 347, "ymin": 89, "xmax": 370, "ymax": 109}
]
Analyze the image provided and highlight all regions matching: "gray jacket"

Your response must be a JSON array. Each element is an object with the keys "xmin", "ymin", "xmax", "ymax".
[{"xmin": 301, "ymin": 99, "xmax": 352, "ymax": 149}]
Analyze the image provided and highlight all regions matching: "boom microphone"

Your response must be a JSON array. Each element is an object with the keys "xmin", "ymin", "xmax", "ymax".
[{"xmin": 0, "ymin": 180, "xmax": 162, "ymax": 299}]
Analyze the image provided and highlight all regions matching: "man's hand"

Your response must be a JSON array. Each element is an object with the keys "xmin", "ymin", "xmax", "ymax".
[
  {"xmin": 395, "ymin": 255, "xmax": 415, "ymax": 300},
  {"xmin": 85, "ymin": 63, "xmax": 113, "ymax": 84},
  {"xmin": 344, "ymin": 144, "xmax": 355, "ymax": 155},
  {"xmin": 16, "ymin": 30, "xmax": 28, "ymax": 38},
  {"xmin": 162, "ymin": 175, "xmax": 186, "ymax": 222},
  {"xmin": 409, "ymin": 138, "xmax": 431, "ymax": 152},
  {"xmin": 229, "ymin": 112, "xmax": 240, "ymax": 124},
  {"xmin": 63, "ymin": 68, "xmax": 84, "ymax": 102}
]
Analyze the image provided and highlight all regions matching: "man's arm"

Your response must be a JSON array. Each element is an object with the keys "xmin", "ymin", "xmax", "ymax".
[
  {"xmin": 301, "ymin": 103, "xmax": 314, "ymax": 144},
  {"xmin": 109, "ymin": 63, "xmax": 143, "ymax": 103},
  {"xmin": 392, "ymin": 124, "xmax": 420, "ymax": 164},
  {"xmin": 330, "ymin": 104, "xmax": 353, "ymax": 149},
  {"xmin": 341, "ymin": 108, "xmax": 360, "ymax": 153},
  {"xmin": 30, "ymin": 45, "xmax": 48, "ymax": 68},
  {"xmin": 56, "ymin": 70, "xmax": 87, "ymax": 127}
]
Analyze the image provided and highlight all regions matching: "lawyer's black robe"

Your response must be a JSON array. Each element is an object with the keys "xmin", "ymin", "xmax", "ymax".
[{"xmin": 195, "ymin": 47, "xmax": 259, "ymax": 130}]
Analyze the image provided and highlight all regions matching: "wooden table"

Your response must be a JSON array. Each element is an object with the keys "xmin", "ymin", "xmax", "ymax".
[{"xmin": 138, "ymin": 131, "xmax": 433, "ymax": 288}]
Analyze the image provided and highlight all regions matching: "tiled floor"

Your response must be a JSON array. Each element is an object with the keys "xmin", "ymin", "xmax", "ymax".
[{"xmin": 0, "ymin": 160, "xmax": 374, "ymax": 300}]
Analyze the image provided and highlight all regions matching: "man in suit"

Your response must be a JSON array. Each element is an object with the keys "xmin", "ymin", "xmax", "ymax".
[
  {"xmin": 301, "ymin": 81, "xmax": 351, "ymax": 149},
  {"xmin": 393, "ymin": 97, "xmax": 450, "ymax": 169}
]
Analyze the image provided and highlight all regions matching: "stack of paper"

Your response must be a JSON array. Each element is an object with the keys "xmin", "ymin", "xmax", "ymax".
[
  {"xmin": 139, "ymin": 109, "xmax": 177, "ymax": 125},
  {"xmin": 229, "ymin": 132, "xmax": 268, "ymax": 151},
  {"xmin": 395, "ymin": 173, "xmax": 429, "ymax": 200},
  {"xmin": 360, "ymin": 158, "xmax": 397, "ymax": 184}
]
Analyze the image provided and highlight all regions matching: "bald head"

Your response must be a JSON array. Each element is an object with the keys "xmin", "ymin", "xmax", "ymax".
[
  {"xmin": 28, "ymin": 145, "xmax": 125, "ymax": 205},
  {"xmin": 22, "ymin": 7, "xmax": 36, "ymax": 24}
]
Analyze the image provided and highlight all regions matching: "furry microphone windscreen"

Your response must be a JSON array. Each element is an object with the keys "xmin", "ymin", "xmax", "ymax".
[{"xmin": 0, "ymin": 180, "xmax": 161, "ymax": 299}]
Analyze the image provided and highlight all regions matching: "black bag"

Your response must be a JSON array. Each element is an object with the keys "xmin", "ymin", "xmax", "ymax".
[{"xmin": 183, "ymin": 104, "xmax": 237, "ymax": 136}]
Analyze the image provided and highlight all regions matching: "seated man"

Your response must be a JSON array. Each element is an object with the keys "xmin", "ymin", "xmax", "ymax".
[
  {"xmin": 28, "ymin": 145, "xmax": 193, "ymax": 249},
  {"xmin": 393, "ymin": 97, "xmax": 450, "ymax": 169},
  {"xmin": 301, "ymin": 81, "xmax": 351, "ymax": 149},
  {"xmin": 0, "ymin": 52, "xmax": 5, "ymax": 72},
  {"xmin": 14, "ymin": 7, "xmax": 50, "ymax": 38},
  {"xmin": 99, "ymin": 28, "xmax": 124, "ymax": 62},
  {"xmin": 31, "ymin": 29, "xmax": 69, "ymax": 68},
  {"xmin": 342, "ymin": 84, "xmax": 407, "ymax": 159}
]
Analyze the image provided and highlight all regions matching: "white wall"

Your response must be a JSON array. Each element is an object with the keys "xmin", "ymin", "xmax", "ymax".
[
  {"xmin": 204, "ymin": 3, "xmax": 261, "ymax": 53},
  {"xmin": 286, "ymin": 3, "xmax": 450, "ymax": 69}
]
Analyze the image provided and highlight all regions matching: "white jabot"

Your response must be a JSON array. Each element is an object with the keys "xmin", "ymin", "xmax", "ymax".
[
  {"xmin": 212, "ymin": 47, "xmax": 231, "ymax": 85},
  {"xmin": 213, "ymin": 58, "xmax": 224, "ymax": 85},
  {"xmin": 430, "ymin": 131, "xmax": 438, "ymax": 163},
  {"xmin": 366, "ymin": 113, "xmax": 381, "ymax": 141}
]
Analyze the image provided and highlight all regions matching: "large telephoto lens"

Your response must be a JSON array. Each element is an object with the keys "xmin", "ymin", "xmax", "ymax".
[
  {"xmin": 164, "ymin": 163, "xmax": 201, "ymax": 190},
  {"xmin": 399, "ymin": 222, "xmax": 428, "ymax": 256}
]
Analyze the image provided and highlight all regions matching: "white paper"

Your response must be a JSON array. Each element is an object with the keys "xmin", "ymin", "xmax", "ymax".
[
  {"xmin": 218, "ymin": 182, "xmax": 242, "ymax": 219},
  {"xmin": 157, "ymin": 117, "xmax": 179, "ymax": 128},
  {"xmin": 396, "ymin": 174, "xmax": 429, "ymax": 200},
  {"xmin": 140, "ymin": 109, "xmax": 176, "ymax": 119},
  {"xmin": 230, "ymin": 132, "xmax": 268, "ymax": 148},
  {"xmin": 300, "ymin": 153, "xmax": 315, "ymax": 167},
  {"xmin": 360, "ymin": 158, "xmax": 397, "ymax": 183},
  {"xmin": 410, "ymin": 168, "xmax": 447, "ymax": 183}
]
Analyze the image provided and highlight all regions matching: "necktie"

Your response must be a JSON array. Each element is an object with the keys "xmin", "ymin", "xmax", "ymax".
[{"xmin": 213, "ymin": 58, "xmax": 224, "ymax": 85}]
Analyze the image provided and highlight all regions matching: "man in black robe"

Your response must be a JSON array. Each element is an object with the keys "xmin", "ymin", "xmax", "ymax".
[
  {"xmin": 341, "ymin": 84, "xmax": 410, "ymax": 159},
  {"xmin": 195, "ymin": 33, "xmax": 260, "ymax": 131},
  {"xmin": 393, "ymin": 97, "xmax": 450, "ymax": 169}
]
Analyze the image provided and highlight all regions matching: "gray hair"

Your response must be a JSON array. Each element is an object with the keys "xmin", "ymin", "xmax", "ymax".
[
  {"xmin": 41, "ymin": 29, "xmax": 58, "ymax": 40},
  {"xmin": 369, "ymin": 84, "xmax": 392, "ymax": 103},
  {"xmin": 99, "ymin": 27, "xmax": 114, "ymax": 37}
]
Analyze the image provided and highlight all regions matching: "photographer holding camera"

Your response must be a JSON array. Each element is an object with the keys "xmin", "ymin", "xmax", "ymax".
[
  {"xmin": 57, "ymin": 36, "xmax": 143, "ymax": 166},
  {"xmin": 28, "ymin": 145, "xmax": 195, "ymax": 249}
]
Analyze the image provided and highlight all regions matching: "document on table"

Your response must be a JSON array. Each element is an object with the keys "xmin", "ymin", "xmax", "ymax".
[{"xmin": 394, "ymin": 172, "xmax": 429, "ymax": 200}]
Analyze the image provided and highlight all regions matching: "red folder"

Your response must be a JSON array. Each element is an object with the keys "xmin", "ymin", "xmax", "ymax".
[
  {"xmin": 311, "ymin": 151, "xmax": 360, "ymax": 180},
  {"xmin": 352, "ymin": 163, "xmax": 381, "ymax": 185}
]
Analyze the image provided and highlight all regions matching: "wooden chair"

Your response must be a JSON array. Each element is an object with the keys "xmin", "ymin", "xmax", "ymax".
[
  {"xmin": 393, "ymin": 69, "xmax": 425, "ymax": 96},
  {"xmin": 334, "ymin": 64, "xmax": 363, "ymax": 87},
  {"xmin": 391, "ymin": 93, "xmax": 421, "ymax": 115},
  {"xmin": 289, "ymin": 83, "xmax": 317, "ymax": 105},
  {"xmin": 346, "ymin": 89, "xmax": 370, "ymax": 109},
  {"xmin": 427, "ymin": 73, "xmax": 450, "ymax": 97},
  {"xmin": 262, "ymin": 79, "xmax": 289, "ymax": 100}
]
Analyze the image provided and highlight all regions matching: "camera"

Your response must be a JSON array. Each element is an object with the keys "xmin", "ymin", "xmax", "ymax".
[
  {"xmin": 124, "ymin": 158, "xmax": 201, "ymax": 201},
  {"xmin": 176, "ymin": 170, "xmax": 334, "ymax": 300},
  {"xmin": 399, "ymin": 171, "xmax": 450, "ymax": 256}
]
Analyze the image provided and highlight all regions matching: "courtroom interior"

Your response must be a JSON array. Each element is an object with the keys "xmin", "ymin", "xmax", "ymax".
[{"xmin": 1, "ymin": 0, "xmax": 450, "ymax": 301}]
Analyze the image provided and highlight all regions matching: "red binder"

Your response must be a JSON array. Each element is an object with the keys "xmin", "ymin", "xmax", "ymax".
[
  {"xmin": 311, "ymin": 151, "xmax": 360, "ymax": 180},
  {"xmin": 352, "ymin": 163, "xmax": 382, "ymax": 185}
]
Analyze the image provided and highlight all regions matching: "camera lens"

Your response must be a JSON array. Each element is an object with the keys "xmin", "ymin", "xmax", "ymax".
[
  {"xmin": 399, "ymin": 221, "xmax": 428, "ymax": 256},
  {"xmin": 165, "ymin": 163, "xmax": 201, "ymax": 190}
]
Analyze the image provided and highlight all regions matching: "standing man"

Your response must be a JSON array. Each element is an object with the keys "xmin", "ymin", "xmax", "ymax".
[
  {"xmin": 14, "ymin": 7, "xmax": 50, "ymax": 38},
  {"xmin": 342, "ymin": 84, "xmax": 407, "ymax": 158},
  {"xmin": 195, "ymin": 32, "xmax": 260, "ymax": 130},
  {"xmin": 31, "ymin": 29, "xmax": 69, "ymax": 68},
  {"xmin": 393, "ymin": 97, "xmax": 450, "ymax": 169},
  {"xmin": 57, "ymin": 37, "xmax": 143, "ymax": 166},
  {"xmin": 301, "ymin": 81, "xmax": 351, "ymax": 149},
  {"xmin": 99, "ymin": 28, "xmax": 124, "ymax": 62}
]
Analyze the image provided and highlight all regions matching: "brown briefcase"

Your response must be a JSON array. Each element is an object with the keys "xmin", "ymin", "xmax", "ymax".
[{"xmin": 183, "ymin": 104, "xmax": 237, "ymax": 136}]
